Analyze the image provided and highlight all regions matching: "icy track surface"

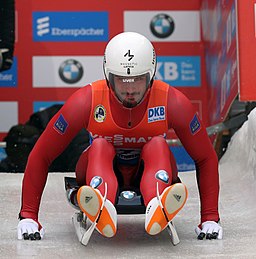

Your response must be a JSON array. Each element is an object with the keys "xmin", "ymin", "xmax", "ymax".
[{"xmin": 1, "ymin": 109, "xmax": 256, "ymax": 258}]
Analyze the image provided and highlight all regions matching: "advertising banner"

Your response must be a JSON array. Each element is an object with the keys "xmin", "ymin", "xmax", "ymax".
[
  {"xmin": 156, "ymin": 56, "xmax": 201, "ymax": 87},
  {"xmin": 0, "ymin": 0, "xmax": 208, "ymax": 171},
  {"xmin": 0, "ymin": 57, "xmax": 17, "ymax": 87},
  {"xmin": 33, "ymin": 12, "xmax": 109, "ymax": 42},
  {"xmin": 33, "ymin": 56, "xmax": 103, "ymax": 87},
  {"xmin": 201, "ymin": 0, "xmax": 238, "ymax": 125},
  {"xmin": 124, "ymin": 11, "xmax": 200, "ymax": 42}
]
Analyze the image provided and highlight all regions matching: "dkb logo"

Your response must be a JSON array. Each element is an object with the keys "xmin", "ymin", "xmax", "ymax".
[{"xmin": 148, "ymin": 106, "xmax": 165, "ymax": 123}]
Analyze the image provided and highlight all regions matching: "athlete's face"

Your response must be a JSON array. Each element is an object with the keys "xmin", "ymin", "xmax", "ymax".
[{"xmin": 112, "ymin": 74, "xmax": 149, "ymax": 108}]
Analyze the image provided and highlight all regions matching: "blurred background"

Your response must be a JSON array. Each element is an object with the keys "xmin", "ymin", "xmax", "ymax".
[{"xmin": 0, "ymin": 0, "xmax": 256, "ymax": 172}]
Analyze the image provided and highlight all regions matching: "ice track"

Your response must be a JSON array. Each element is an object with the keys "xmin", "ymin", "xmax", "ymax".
[{"xmin": 1, "ymin": 110, "xmax": 256, "ymax": 259}]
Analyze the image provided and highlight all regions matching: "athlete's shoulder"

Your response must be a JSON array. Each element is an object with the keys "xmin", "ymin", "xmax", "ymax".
[
  {"xmin": 91, "ymin": 79, "xmax": 108, "ymax": 89},
  {"xmin": 152, "ymin": 79, "xmax": 170, "ymax": 90},
  {"xmin": 164, "ymin": 83, "xmax": 191, "ymax": 105},
  {"xmin": 72, "ymin": 80, "xmax": 106, "ymax": 92},
  {"xmin": 64, "ymin": 84, "xmax": 92, "ymax": 109},
  {"xmin": 152, "ymin": 80, "xmax": 185, "ymax": 101},
  {"xmin": 71, "ymin": 84, "xmax": 92, "ymax": 98}
]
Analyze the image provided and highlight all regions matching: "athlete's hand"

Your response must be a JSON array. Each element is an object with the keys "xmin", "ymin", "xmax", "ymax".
[
  {"xmin": 195, "ymin": 221, "xmax": 223, "ymax": 240},
  {"xmin": 17, "ymin": 218, "xmax": 45, "ymax": 240}
]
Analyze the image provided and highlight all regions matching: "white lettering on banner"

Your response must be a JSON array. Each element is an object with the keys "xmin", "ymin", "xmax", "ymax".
[
  {"xmin": 51, "ymin": 28, "xmax": 104, "ymax": 37},
  {"xmin": 90, "ymin": 133, "xmax": 167, "ymax": 146},
  {"xmin": 156, "ymin": 58, "xmax": 199, "ymax": 85},
  {"xmin": 182, "ymin": 75, "xmax": 196, "ymax": 81},
  {"xmin": 156, "ymin": 62, "xmax": 179, "ymax": 80},
  {"xmin": 181, "ymin": 62, "xmax": 192, "ymax": 69},
  {"xmin": 181, "ymin": 62, "xmax": 196, "ymax": 80},
  {"xmin": 0, "ymin": 74, "xmax": 13, "ymax": 81},
  {"xmin": 165, "ymin": 62, "xmax": 178, "ymax": 80}
]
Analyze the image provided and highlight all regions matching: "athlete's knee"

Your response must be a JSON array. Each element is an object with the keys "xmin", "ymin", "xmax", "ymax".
[
  {"xmin": 91, "ymin": 137, "xmax": 109, "ymax": 146},
  {"xmin": 91, "ymin": 138, "xmax": 115, "ymax": 153},
  {"xmin": 148, "ymin": 136, "xmax": 167, "ymax": 147},
  {"xmin": 143, "ymin": 136, "xmax": 168, "ymax": 154}
]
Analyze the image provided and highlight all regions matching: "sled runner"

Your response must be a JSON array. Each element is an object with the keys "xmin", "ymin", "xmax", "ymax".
[{"xmin": 65, "ymin": 176, "xmax": 180, "ymax": 246}]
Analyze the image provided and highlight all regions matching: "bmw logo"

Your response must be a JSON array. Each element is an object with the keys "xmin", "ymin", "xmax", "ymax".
[
  {"xmin": 155, "ymin": 170, "xmax": 169, "ymax": 184},
  {"xmin": 59, "ymin": 59, "xmax": 83, "ymax": 84},
  {"xmin": 90, "ymin": 176, "xmax": 103, "ymax": 188},
  {"xmin": 150, "ymin": 14, "xmax": 175, "ymax": 38}
]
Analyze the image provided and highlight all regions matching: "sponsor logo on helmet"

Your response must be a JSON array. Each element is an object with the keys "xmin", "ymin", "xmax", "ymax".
[
  {"xmin": 120, "ymin": 62, "xmax": 138, "ymax": 70},
  {"xmin": 58, "ymin": 59, "xmax": 83, "ymax": 84},
  {"xmin": 124, "ymin": 50, "xmax": 134, "ymax": 61},
  {"xmin": 150, "ymin": 14, "xmax": 175, "ymax": 38},
  {"xmin": 122, "ymin": 78, "xmax": 135, "ymax": 83},
  {"xmin": 152, "ymin": 49, "xmax": 156, "ymax": 66},
  {"xmin": 94, "ymin": 105, "xmax": 106, "ymax": 123},
  {"xmin": 122, "ymin": 50, "xmax": 137, "ymax": 75}
]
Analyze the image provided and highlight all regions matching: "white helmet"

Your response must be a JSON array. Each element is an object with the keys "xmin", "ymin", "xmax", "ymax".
[{"xmin": 103, "ymin": 32, "xmax": 157, "ymax": 108}]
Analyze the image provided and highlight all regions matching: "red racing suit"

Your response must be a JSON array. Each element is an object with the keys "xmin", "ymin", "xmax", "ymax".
[{"xmin": 19, "ymin": 79, "xmax": 220, "ymax": 224}]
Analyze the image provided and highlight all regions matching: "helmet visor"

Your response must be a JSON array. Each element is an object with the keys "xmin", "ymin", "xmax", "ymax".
[{"xmin": 109, "ymin": 73, "xmax": 150, "ymax": 108}]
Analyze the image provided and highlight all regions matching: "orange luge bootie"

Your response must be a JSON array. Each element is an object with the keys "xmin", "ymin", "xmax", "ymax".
[
  {"xmin": 145, "ymin": 183, "xmax": 188, "ymax": 235},
  {"xmin": 77, "ymin": 185, "xmax": 117, "ymax": 238}
]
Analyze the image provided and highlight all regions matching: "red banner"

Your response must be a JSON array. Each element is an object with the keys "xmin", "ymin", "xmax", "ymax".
[{"xmin": 0, "ymin": 0, "xmax": 205, "ymax": 142}]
